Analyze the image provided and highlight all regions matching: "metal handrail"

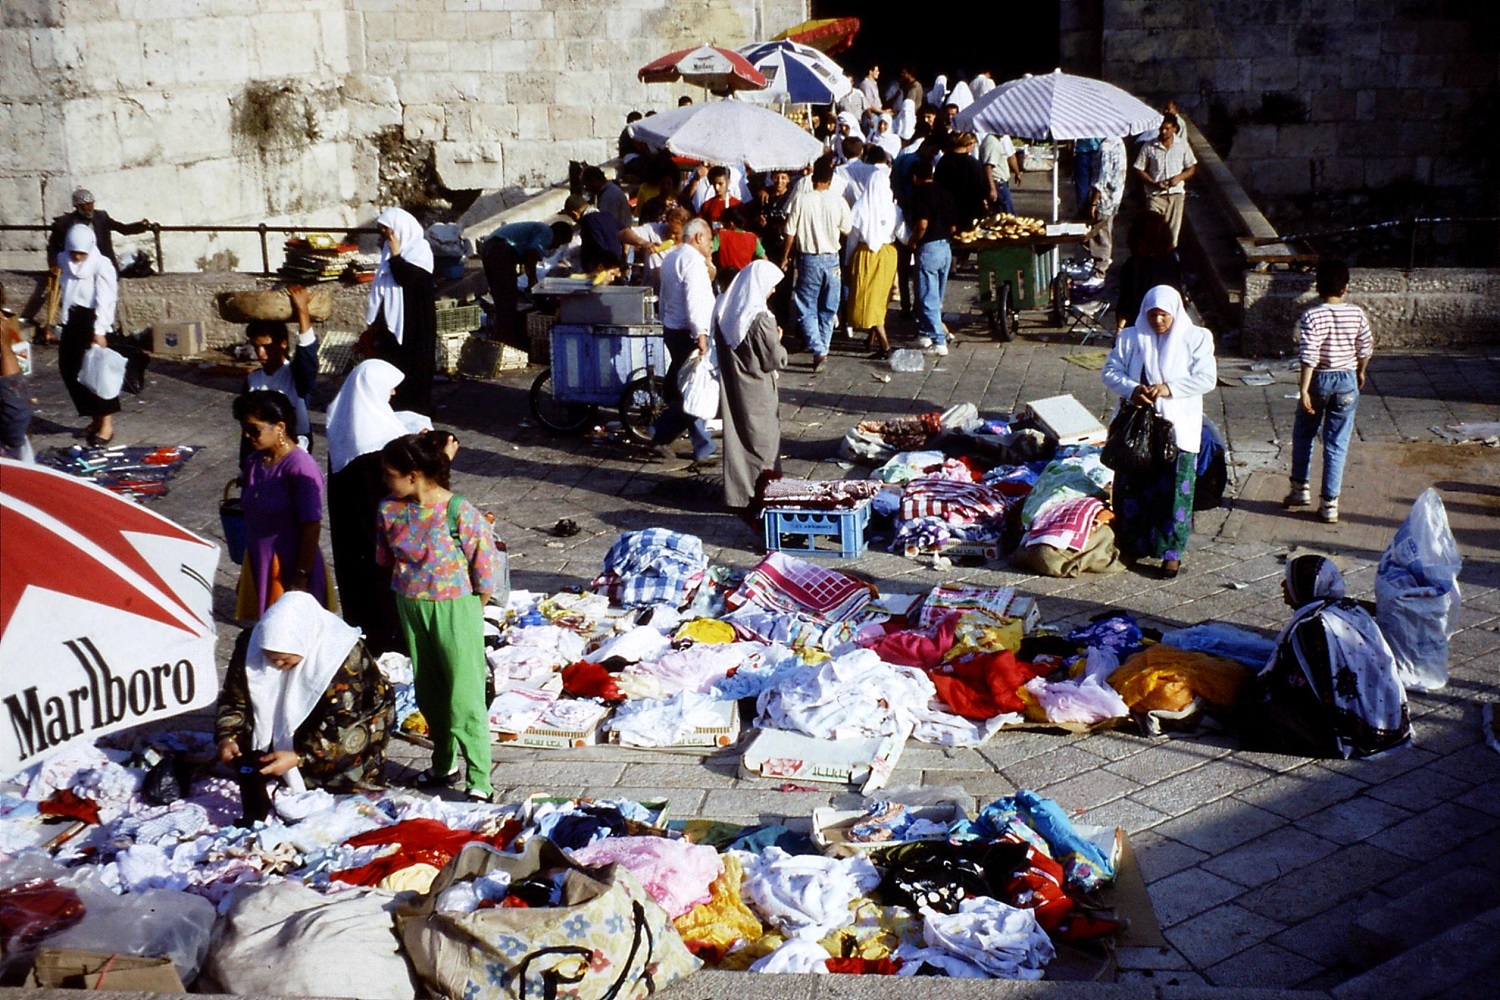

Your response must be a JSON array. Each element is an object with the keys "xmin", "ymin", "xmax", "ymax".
[{"xmin": 0, "ymin": 222, "xmax": 380, "ymax": 275}]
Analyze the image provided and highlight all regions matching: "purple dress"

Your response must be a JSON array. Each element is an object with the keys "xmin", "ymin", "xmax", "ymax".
[{"xmin": 240, "ymin": 447, "xmax": 328, "ymax": 618}]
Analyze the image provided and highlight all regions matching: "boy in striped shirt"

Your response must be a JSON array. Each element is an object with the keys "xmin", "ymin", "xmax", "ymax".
[{"xmin": 1285, "ymin": 259, "xmax": 1373, "ymax": 523}]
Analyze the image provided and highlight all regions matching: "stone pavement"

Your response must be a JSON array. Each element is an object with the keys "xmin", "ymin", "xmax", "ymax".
[{"xmin": 11, "ymin": 259, "xmax": 1500, "ymax": 997}]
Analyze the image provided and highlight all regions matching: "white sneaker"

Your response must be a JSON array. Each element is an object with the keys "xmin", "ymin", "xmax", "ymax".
[
  {"xmin": 915, "ymin": 336, "xmax": 934, "ymax": 349},
  {"xmin": 925, "ymin": 344, "xmax": 948, "ymax": 357},
  {"xmin": 1319, "ymin": 498, "xmax": 1339, "ymax": 524}
]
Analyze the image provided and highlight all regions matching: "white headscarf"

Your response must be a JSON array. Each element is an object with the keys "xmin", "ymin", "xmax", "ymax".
[
  {"xmin": 926, "ymin": 74, "xmax": 948, "ymax": 107},
  {"xmin": 869, "ymin": 114, "xmax": 903, "ymax": 159},
  {"xmin": 971, "ymin": 73, "xmax": 995, "ymax": 98},
  {"xmin": 947, "ymin": 81, "xmax": 973, "ymax": 112},
  {"xmin": 58, "ymin": 225, "xmax": 117, "ymax": 338},
  {"xmin": 244, "ymin": 592, "xmax": 362, "ymax": 791},
  {"xmin": 365, "ymin": 207, "xmax": 434, "ymax": 346},
  {"xmin": 713, "ymin": 260, "xmax": 783, "ymax": 350},
  {"xmin": 326, "ymin": 359, "xmax": 411, "ymax": 473},
  {"xmin": 849, "ymin": 164, "xmax": 898, "ymax": 254},
  {"xmin": 1112, "ymin": 284, "xmax": 1217, "ymax": 452},
  {"xmin": 893, "ymin": 99, "xmax": 916, "ymax": 140}
]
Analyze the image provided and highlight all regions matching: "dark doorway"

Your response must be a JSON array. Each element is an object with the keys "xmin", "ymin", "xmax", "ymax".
[{"xmin": 811, "ymin": 1, "xmax": 1061, "ymax": 89}]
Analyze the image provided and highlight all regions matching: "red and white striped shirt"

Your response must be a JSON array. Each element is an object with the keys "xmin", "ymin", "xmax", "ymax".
[{"xmin": 1298, "ymin": 302, "xmax": 1373, "ymax": 371}]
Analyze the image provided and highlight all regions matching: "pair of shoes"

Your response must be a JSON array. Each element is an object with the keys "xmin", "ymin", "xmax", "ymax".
[
  {"xmin": 465, "ymin": 788, "xmax": 495, "ymax": 804},
  {"xmin": 412, "ymin": 766, "xmax": 462, "ymax": 788},
  {"xmin": 1319, "ymin": 499, "xmax": 1339, "ymax": 523},
  {"xmin": 811, "ymin": 355, "xmax": 827, "ymax": 372},
  {"xmin": 924, "ymin": 343, "xmax": 949, "ymax": 357},
  {"xmin": 914, "ymin": 336, "xmax": 934, "ymax": 349},
  {"xmin": 869, "ymin": 349, "xmax": 891, "ymax": 361},
  {"xmin": 649, "ymin": 443, "xmax": 677, "ymax": 462},
  {"xmin": 1283, "ymin": 482, "xmax": 1311, "ymax": 508},
  {"xmin": 1160, "ymin": 560, "xmax": 1181, "ymax": 579}
]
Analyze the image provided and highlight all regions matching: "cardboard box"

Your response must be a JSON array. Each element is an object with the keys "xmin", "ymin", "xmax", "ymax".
[
  {"xmin": 1022, "ymin": 394, "xmax": 1108, "ymax": 446},
  {"xmin": 811, "ymin": 801, "xmax": 968, "ymax": 857},
  {"xmin": 739, "ymin": 726, "xmax": 908, "ymax": 794},
  {"xmin": 28, "ymin": 948, "xmax": 185, "ymax": 992},
  {"xmin": 151, "ymin": 321, "xmax": 206, "ymax": 358},
  {"xmin": 606, "ymin": 698, "xmax": 741, "ymax": 748}
]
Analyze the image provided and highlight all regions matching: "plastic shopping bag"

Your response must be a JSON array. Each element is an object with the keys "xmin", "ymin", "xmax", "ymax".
[
  {"xmin": 1375, "ymin": 488, "xmax": 1462, "ymax": 691},
  {"xmin": 77, "ymin": 344, "xmax": 127, "ymax": 400},
  {"xmin": 679, "ymin": 350, "xmax": 719, "ymax": 421},
  {"xmin": 1100, "ymin": 403, "xmax": 1176, "ymax": 477}
]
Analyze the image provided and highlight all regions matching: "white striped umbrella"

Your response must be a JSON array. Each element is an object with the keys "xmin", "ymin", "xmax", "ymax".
[
  {"xmin": 629, "ymin": 100, "xmax": 825, "ymax": 172},
  {"xmin": 955, "ymin": 69, "xmax": 1162, "ymax": 221}
]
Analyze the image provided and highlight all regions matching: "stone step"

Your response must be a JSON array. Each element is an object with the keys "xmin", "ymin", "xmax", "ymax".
[
  {"xmin": 1348, "ymin": 863, "xmax": 1500, "ymax": 969},
  {"xmin": 1330, "ymin": 906, "xmax": 1500, "ymax": 1000}
]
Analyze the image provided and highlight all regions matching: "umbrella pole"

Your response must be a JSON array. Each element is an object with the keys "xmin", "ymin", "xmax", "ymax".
[{"xmin": 1051, "ymin": 157, "xmax": 1060, "ymax": 223}]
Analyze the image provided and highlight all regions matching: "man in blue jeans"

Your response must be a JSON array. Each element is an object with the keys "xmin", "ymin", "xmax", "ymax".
[
  {"xmin": 1285, "ymin": 259, "xmax": 1373, "ymax": 524},
  {"xmin": 781, "ymin": 156, "xmax": 851, "ymax": 372},
  {"xmin": 907, "ymin": 160, "xmax": 956, "ymax": 356}
]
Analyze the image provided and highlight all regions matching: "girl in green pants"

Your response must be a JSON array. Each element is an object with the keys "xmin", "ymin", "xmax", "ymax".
[{"xmin": 376, "ymin": 431, "xmax": 501, "ymax": 801}]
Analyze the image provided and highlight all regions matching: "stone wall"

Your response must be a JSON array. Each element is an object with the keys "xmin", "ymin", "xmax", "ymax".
[
  {"xmin": 1242, "ymin": 268, "xmax": 1500, "ymax": 357},
  {"xmin": 1059, "ymin": 0, "xmax": 1499, "ymax": 201},
  {"xmin": 1, "ymin": 0, "xmax": 809, "ymax": 270}
]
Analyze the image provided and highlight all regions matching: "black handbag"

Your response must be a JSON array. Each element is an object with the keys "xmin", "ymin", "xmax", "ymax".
[{"xmin": 1101, "ymin": 402, "xmax": 1178, "ymax": 477}]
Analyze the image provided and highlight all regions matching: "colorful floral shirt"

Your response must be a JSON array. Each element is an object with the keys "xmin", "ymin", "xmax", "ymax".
[{"xmin": 374, "ymin": 495, "xmax": 501, "ymax": 601}]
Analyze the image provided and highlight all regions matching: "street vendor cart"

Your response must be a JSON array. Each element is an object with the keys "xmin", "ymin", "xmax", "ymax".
[
  {"xmin": 964, "ymin": 221, "xmax": 1092, "ymax": 341},
  {"xmin": 528, "ymin": 280, "xmax": 667, "ymax": 439}
]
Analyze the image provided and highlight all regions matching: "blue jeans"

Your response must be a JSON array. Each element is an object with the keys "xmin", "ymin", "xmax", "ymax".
[
  {"xmin": 915, "ymin": 240, "xmax": 951, "ymax": 343},
  {"xmin": 1291, "ymin": 368, "xmax": 1359, "ymax": 500},
  {"xmin": 1073, "ymin": 149, "xmax": 1100, "ymax": 216},
  {"xmin": 650, "ymin": 327, "xmax": 715, "ymax": 460},
  {"xmin": 793, "ymin": 252, "xmax": 840, "ymax": 358},
  {"xmin": 994, "ymin": 182, "xmax": 1015, "ymax": 215}
]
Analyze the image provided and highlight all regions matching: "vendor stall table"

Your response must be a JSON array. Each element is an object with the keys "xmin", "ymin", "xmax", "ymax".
[
  {"xmin": 968, "ymin": 227, "xmax": 1091, "ymax": 340},
  {"xmin": 530, "ymin": 323, "xmax": 667, "ymax": 440}
]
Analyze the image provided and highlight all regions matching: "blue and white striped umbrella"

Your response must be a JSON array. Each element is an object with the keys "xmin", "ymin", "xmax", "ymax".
[
  {"xmin": 955, "ymin": 69, "xmax": 1161, "ymax": 141},
  {"xmin": 737, "ymin": 40, "xmax": 851, "ymax": 105}
]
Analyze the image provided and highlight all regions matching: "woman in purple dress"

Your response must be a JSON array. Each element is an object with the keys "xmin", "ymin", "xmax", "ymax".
[{"xmin": 233, "ymin": 390, "xmax": 331, "ymax": 621}]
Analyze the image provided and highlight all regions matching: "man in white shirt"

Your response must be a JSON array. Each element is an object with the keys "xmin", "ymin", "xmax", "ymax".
[
  {"xmin": 780, "ymin": 156, "xmax": 852, "ymax": 372},
  {"xmin": 1133, "ymin": 113, "xmax": 1198, "ymax": 247},
  {"xmin": 651, "ymin": 219, "xmax": 717, "ymax": 461},
  {"xmin": 978, "ymin": 132, "xmax": 1022, "ymax": 215}
]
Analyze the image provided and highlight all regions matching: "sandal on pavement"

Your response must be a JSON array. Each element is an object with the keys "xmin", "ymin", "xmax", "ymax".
[{"xmin": 411, "ymin": 766, "xmax": 462, "ymax": 788}]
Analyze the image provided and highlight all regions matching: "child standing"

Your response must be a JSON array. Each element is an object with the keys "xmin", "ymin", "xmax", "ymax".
[
  {"xmin": 375, "ymin": 431, "xmax": 501, "ymax": 801},
  {"xmin": 242, "ymin": 284, "xmax": 320, "ymax": 460}
]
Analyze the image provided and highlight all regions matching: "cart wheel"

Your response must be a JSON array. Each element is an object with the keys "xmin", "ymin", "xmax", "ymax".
[
  {"xmin": 1050, "ymin": 274, "xmax": 1071, "ymax": 328},
  {"xmin": 619, "ymin": 374, "xmax": 668, "ymax": 444},
  {"xmin": 529, "ymin": 368, "xmax": 597, "ymax": 434},
  {"xmin": 991, "ymin": 283, "xmax": 1015, "ymax": 342}
]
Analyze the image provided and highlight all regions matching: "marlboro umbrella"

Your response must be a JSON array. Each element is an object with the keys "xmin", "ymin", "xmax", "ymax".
[
  {"xmin": 0, "ymin": 459, "xmax": 220, "ymax": 774},
  {"xmin": 638, "ymin": 45, "xmax": 768, "ymax": 95},
  {"xmin": 737, "ymin": 40, "xmax": 852, "ymax": 106},
  {"xmin": 629, "ymin": 99, "xmax": 825, "ymax": 173},
  {"xmin": 772, "ymin": 17, "xmax": 861, "ymax": 55}
]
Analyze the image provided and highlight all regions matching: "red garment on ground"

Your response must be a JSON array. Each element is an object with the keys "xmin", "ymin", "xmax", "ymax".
[
  {"xmin": 561, "ymin": 660, "xmax": 623, "ymax": 701},
  {"xmin": 39, "ymin": 789, "xmax": 101, "ymax": 825},
  {"xmin": 331, "ymin": 818, "xmax": 520, "ymax": 886},
  {"xmin": 862, "ymin": 619, "xmax": 956, "ymax": 670},
  {"xmin": 826, "ymin": 956, "xmax": 902, "ymax": 975},
  {"xmin": 926, "ymin": 651, "xmax": 1045, "ymax": 719},
  {"xmin": 1003, "ymin": 842, "xmax": 1124, "ymax": 942}
]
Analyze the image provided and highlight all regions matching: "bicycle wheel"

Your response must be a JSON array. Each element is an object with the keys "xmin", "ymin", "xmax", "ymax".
[
  {"xmin": 619, "ymin": 374, "xmax": 668, "ymax": 444},
  {"xmin": 1050, "ymin": 273, "xmax": 1071, "ymax": 328},
  {"xmin": 990, "ymin": 283, "xmax": 1015, "ymax": 342},
  {"xmin": 529, "ymin": 368, "xmax": 596, "ymax": 434}
]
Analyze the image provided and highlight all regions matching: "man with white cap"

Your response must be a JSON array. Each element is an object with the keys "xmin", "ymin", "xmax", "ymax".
[{"xmin": 46, "ymin": 189, "xmax": 151, "ymax": 274}]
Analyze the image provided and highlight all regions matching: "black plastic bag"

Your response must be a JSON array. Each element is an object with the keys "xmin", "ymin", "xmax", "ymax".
[
  {"xmin": 105, "ymin": 332, "xmax": 150, "ymax": 395},
  {"xmin": 873, "ymin": 840, "xmax": 1028, "ymax": 914},
  {"xmin": 1100, "ymin": 403, "xmax": 1177, "ymax": 477},
  {"xmin": 141, "ymin": 752, "xmax": 197, "ymax": 806}
]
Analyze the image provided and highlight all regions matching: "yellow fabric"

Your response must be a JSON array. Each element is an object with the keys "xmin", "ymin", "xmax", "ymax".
[
  {"xmin": 1015, "ymin": 681, "xmax": 1050, "ymax": 723},
  {"xmin": 400, "ymin": 710, "xmax": 429, "ymax": 737},
  {"xmin": 820, "ymin": 900, "xmax": 921, "ymax": 961},
  {"xmin": 713, "ymin": 931, "xmax": 783, "ymax": 971},
  {"xmin": 376, "ymin": 862, "xmax": 441, "ymax": 893},
  {"xmin": 672, "ymin": 854, "xmax": 762, "ymax": 955},
  {"xmin": 1108, "ymin": 645, "xmax": 1251, "ymax": 713},
  {"xmin": 798, "ymin": 648, "xmax": 832, "ymax": 665},
  {"xmin": 676, "ymin": 618, "xmax": 737, "ymax": 645},
  {"xmin": 847, "ymin": 243, "xmax": 898, "ymax": 329},
  {"xmin": 944, "ymin": 613, "xmax": 1025, "ymax": 660}
]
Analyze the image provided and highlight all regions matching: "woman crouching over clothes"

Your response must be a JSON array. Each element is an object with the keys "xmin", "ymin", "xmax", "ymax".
[
  {"xmin": 1101, "ymin": 285, "xmax": 1217, "ymax": 578},
  {"xmin": 376, "ymin": 431, "xmax": 502, "ymax": 803},
  {"xmin": 216, "ymin": 591, "xmax": 394, "ymax": 806}
]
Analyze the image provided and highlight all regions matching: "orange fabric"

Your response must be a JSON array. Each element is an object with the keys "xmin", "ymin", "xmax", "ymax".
[{"xmin": 1108, "ymin": 645, "xmax": 1250, "ymax": 713}]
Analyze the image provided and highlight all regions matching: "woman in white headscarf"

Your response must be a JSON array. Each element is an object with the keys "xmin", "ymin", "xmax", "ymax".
[
  {"xmin": 56, "ymin": 225, "xmax": 120, "ymax": 446},
  {"xmin": 845, "ymin": 150, "xmax": 901, "ymax": 358},
  {"xmin": 1101, "ymin": 285, "xmax": 1217, "ymax": 577},
  {"xmin": 714, "ymin": 260, "xmax": 787, "ymax": 516},
  {"xmin": 926, "ymin": 74, "xmax": 948, "ymax": 108},
  {"xmin": 216, "ymin": 591, "xmax": 394, "ymax": 795},
  {"xmin": 326, "ymin": 359, "xmax": 431, "ymax": 654},
  {"xmin": 892, "ymin": 99, "xmax": 917, "ymax": 141},
  {"xmin": 1247, "ymin": 554, "xmax": 1411, "ymax": 759},
  {"xmin": 947, "ymin": 80, "xmax": 974, "ymax": 113},
  {"xmin": 867, "ymin": 112, "xmax": 903, "ymax": 160},
  {"xmin": 365, "ymin": 207, "xmax": 436, "ymax": 415}
]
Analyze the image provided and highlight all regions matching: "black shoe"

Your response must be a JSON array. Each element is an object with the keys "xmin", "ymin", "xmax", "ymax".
[
  {"xmin": 465, "ymin": 788, "xmax": 495, "ymax": 804},
  {"xmin": 411, "ymin": 766, "xmax": 462, "ymax": 788},
  {"xmin": 869, "ymin": 349, "xmax": 891, "ymax": 361},
  {"xmin": 811, "ymin": 355, "xmax": 827, "ymax": 373},
  {"xmin": 1159, "ymin": 560, "xmax": 1180, "ymax": 579}
]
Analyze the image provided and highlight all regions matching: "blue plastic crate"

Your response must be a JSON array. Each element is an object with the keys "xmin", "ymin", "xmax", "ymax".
[{"xmin": 762, "ymin": 501, "xmax": 872, "ymax": 559}]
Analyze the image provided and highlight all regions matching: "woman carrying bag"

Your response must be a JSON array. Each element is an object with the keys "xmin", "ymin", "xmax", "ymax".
[
  {"xmin": 1101, "ymin": 285, "xmax": 1217, "ymax": 578},
  {"xmin": 365, "ymin": 208, "xmax": 437, "ymax": 416},
  {"xmin": 376, "ymin": 432, "xmax": 503, "ymax": 803},
  {"xmin": 56, "ymin": 225, "xmax": 120, "ymax": 446}
]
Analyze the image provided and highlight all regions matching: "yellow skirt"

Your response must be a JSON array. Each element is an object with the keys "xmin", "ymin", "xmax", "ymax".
[
  {"xmin": 236, "ymin": 552, "xmax": 339, "ymax": 622},
  {"xmin": 847, "ymin": 243, "xmax": 898, "ymax": 329}
]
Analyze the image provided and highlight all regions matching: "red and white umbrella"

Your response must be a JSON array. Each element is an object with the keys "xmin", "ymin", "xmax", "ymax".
[
  {"xmin": 638, "ymin": 44, "xmax": 768, "ymax": 94},
  {"xmin": 0, "ymin": 459, "xmax": 220, "ymax": 774}
]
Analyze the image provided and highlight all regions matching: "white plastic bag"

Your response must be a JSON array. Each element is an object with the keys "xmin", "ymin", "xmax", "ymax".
[
  {"xmin": 678, "ymin": 350, "xmax": 719, "ymax": 421},
  {"xmin": 1375, "ymin": 488, "xmax": 1462, "ymax": 691},
  {"xmin": 78, "ymin": 344, "xmax": 127, "ymax": 399}
]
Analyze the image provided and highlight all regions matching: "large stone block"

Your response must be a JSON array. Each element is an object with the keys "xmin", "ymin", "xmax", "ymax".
[
  {"xmin": 510, "ymin": 8, "xmax": 555, "ymax": 39},
  {"xmin": 169, "ymin": 16, "xmax": 253, "ymax": 85},
  {"xmin": 60, "ymin": 98, "xmax": 124, "ymax": 177},
  {"xmin": 1278, "ymin": 122, "xmax": 1338, "ymax": 156},
  {"xmin": 3, "ymin": 0, "xmax": 61, "ymax": 29},
  {"xmin": 401, "ymin": 40, "xmax": 457, "ymax": 73},
  {"xmin": 1249, "ymin": 56, "xmax": 1301, "ymax": 90},
  {"xmin": 426, "ymin": 11, "xmax": 470, "ymax": 42},
  {"xmin": 0, "ymin": 176, "xmax": 44, "ymax": 226},
  {"xmin": 501, "ymin": 140, "xmax": 566, "ymax": 189},
  {"xmin": 507, "ymin": 71, "xmax": 555, "ymax": 104},
  {"xmin": 402, "ymin": 103, "xmax": 445, "ymax": 142},
  {"xmin": 464, "ymin": 12, "xmax": 511, "ymax": 38},
  {"xmin": 1241, "ymin": 156, "xmax": 1311, "ymax": 196},
  {"xmin": 78, "ymin": 19, "xmax": 147, "ymax": 90},
  {"xmin": 472, "ymin": 102, "xmax": 519, "ymax": 138},
  {"xmin": 604, "ymin": 8, "xmax": 644, "ymax": 40},
  {"xmin": 1397, "ymin": 54, "xmax": 1447, "ymax": 88},
  {"xmin": 0, "ymin": 29, "xmax": 44, "ymax": 99},
  {"xmin": 1338, "ymin": 56, "xmax": 1389, "ymax": 91},
  {"xmin": 555, "ymin": 69, "xmax": 612, "ymax": 107},
  {"xmin": 1317, "ymin": 157, "xmax": 1366, "ymax": 190},
  {"xmin": 1354, "ymin": 89, "xmax": 1376, "ymax": 122},
  {"xmin": 487, "ymin": 39, "xmax": 531, "ymax": 70},
  {"xmin": 1335, "ymin": 121, "xmax": 1385, "ymax": 156},
  {"xmin": 1362, "ymin": 156, "xmax": 1412, "ymax": 188},
  {"xmin": 1230, "ymin": 123, "xmax": 1280, "ymax": 158},
  {"xmin": 436, "ymin": 141, "xmax": 504, "ymax": 190},
  {"xmin": 393, "ymin": 71, "xmax": 483, "ymax": 104},
  {"xmin": 515, "ymin": 103, "xmax": 550, "ymax": 140},
  {"xmin": 0, "ymin": 101, "xmax": 63, "ymax": 175},
  {"xmin": 548, "ymin": 105, "xmax": 593, "ymax": 141},
  {"xmin": 251, "ymin": 11, "xmax": 323, "ymax": 78}
]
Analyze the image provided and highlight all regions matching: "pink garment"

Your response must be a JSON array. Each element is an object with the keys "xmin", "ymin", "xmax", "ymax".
[
  {"xmin": 1022, "ymin": 497, "xmax": 1105, "ymax": 552},
  {"xmin": 1023, "ymin": 675, "xmax": 1130, "ymax": 725},
  {"xmin": 569, "ymin": 836, "xmax": 723, "ymax": 918},
  {"xmin": 630, "ymin": 646, "xmax": 742, "ymax": 695}
]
